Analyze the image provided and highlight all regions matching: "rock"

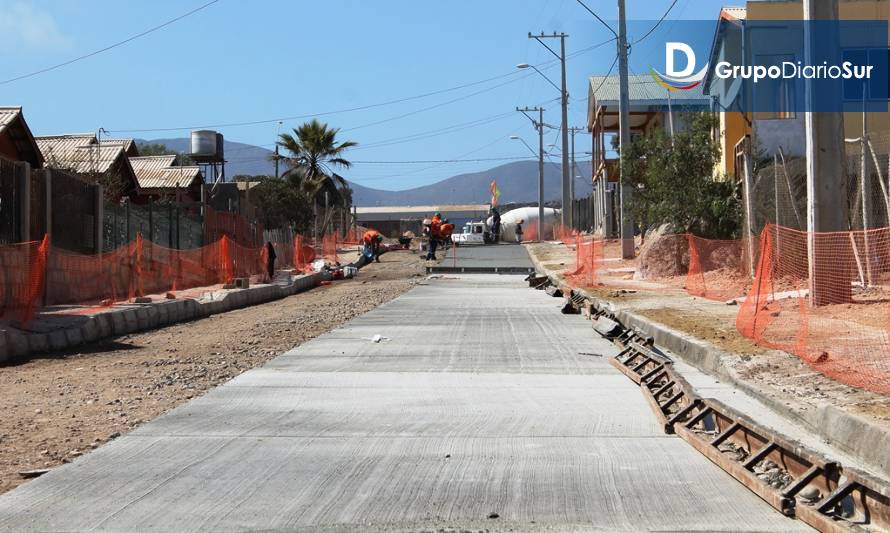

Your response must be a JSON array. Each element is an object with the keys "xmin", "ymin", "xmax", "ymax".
[
  {"xmin": 18, "ymin": 468, "xmax": 50, "ymax": 479},
  {"xmin": 798, "ymin": 487, "xmax": 821, "ymax": 501},
  {"xmin": 487, "ymin": 512, "xmax": 499, "ymax": 519},
  {"xmin": 725, "ymin": 299, "xmax": 738, "ymax": 306}
]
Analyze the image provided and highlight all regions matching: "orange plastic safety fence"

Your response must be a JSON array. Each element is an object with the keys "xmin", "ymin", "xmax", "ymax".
[
  {"xmin": 552, "ymin": 224, "xmax": 576, "ymax": 244},
  {"xmin": 686, "ymin": 235, "xmax": 751, "ymax": 301},
  {"xmin": 293, "ymin": 234, "xmax": 315, "ymax": 272},
  {"xmin": 737, "ymin": 225, "xmax": 890, "ymax": 394},
  {"xmin": 343, "ymin": 227, "xmax": 361, "ymax": 245},
  {"xmin": 563, "ymin": 235, "xmax": 602, "ymax": 288},
  {"xmin": 322, "ymin": 233, "xmax": 339, "ymax": 264},
  {"xmin": 0, "ymin": 236, "xmax": 48, "ymax": 323}
]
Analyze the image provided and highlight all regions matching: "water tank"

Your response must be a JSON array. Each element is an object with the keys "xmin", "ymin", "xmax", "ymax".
[{"xmin": 190, "ymin": 130, "xmax": 218, "ymax": 157}]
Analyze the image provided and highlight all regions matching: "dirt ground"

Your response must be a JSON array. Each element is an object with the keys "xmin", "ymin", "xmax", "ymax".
[
  {"xmin": 526, "ymin": 241, "xmax": 890, "ymax": 427},
  {"xmin": 0, "ymin": 250, "xmax": 426, "ymax": 494}
]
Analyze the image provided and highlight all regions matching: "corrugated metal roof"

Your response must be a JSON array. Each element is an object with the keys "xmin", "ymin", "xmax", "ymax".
[
  {"xmin": 0, "ymin": 107, "xmax": 45, "ymax": 166},
  {"xmin": 0, "ymin": 107, "xmax": 22, "ymax": 133},
  {"xmin": 129, "ymin": 155, "xmax": 201, "ymax": 190},
  {"xmin": 36, "ymin": 134, "xmax": 125, "ymax": 173},
  {"xmin": 721, "ymin": 6, "xmax": 746, "ymax": 20},
  {"xmin": 589, "ymin": 74, "xmax": 710, "ymax": 106},
  {"xmin": 100, "ymin": 138, "xmax": 139, "ymax": 156}
]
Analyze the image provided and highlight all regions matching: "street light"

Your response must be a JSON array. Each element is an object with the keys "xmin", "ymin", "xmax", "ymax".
[
  {"xmin": 516, "ymin": 64, "xmax": 563, "ymax": 94},
  {"xmin": 510, "ymin": 135, "xmax": 538, "ymax": 158}
]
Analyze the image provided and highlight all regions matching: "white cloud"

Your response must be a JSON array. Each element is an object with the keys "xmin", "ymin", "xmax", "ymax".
[{"xmin": 0, "ymin": 1, "xmax": 73, "ymax": 51}]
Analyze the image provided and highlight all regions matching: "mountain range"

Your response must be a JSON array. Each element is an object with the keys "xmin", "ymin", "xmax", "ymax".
[{"xmin": 142, "ymin": 138, "xmax": 593, "ymax": 207}]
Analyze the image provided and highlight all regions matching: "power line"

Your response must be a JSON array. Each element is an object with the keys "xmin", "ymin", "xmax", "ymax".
[
  {"xmin": 632, "ymin": 0, "xmax": 680, "ymax": 44},
  {"xmin": 352, "ymin": 156, "xmax": 534, "ymax": 164},
  {"xmin": 107, "ymin": 39, "xmax": 615, "ymax": 134},
  {"xmin": 590, "ymin": 55, "xmax": 619, "ymax": 95},
  {"xmin": 575, "ymin": 0, "xmax": 618, "ymax": 39},
  {"xmin": 0, "ymin": 0, "xmax": 220, "ymax": 86}
]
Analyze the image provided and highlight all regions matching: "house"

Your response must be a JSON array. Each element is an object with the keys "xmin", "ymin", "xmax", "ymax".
[
  {"xmin": 704, "ymin": 2, "xmax": 890, "ymax": 178},
  {"xmin": 129, "ymin": 155, "xmax": 203, "ymax": 203},
  {"xmin": 35, "ymin": 133, "xmax": 140, "ymax": 199},
  {"xmin": 587, "ymin": 74, "xmax": 711, "ymax": 186},
  {"xmin": 0, "ymin": 107, "xmax": 43, "ymax": 167},
  {"xmin": 586, "ymin": 75, "xmax": 710, "ymax": 236}
]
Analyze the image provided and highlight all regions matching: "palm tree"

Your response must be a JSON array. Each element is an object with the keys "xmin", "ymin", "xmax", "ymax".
[{"xmin": 276, "ymin": 119, "xmax": 357, "ymax": 198}]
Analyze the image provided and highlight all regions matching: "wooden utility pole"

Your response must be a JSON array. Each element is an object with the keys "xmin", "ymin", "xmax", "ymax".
[
  {"xmin": 617, "ymin": 0, "xmax": 634, "ymax": 259},
  {"xmin": 803, "ymin": 0, "xmax": 849, "ymax": 305}
]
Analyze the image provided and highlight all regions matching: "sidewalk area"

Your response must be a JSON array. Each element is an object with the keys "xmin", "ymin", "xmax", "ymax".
[
  {"xmin": 526, "ymin": 240, "xmax": 890, "ymax": 480},
  {"xmin": 0, "ymin": 248, "xmax": 362, "ymax": 363}
]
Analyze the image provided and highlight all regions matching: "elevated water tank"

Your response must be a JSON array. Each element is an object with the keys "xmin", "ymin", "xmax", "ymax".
[{"xmin": 190, "ymin": 130, "xmax": 218, "ymax": 157}]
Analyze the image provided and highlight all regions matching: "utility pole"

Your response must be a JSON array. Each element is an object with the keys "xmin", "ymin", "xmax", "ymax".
[
  {"xmin": 517, "ymin": 106, "xmax": 546, "ymax": 242},
  {"xmin": 803, "ymin": 0, "xmax": 848, "ymax": 305},
  {"xmin": 529, "ymin": 32, "xmax": 571, "ymax": 229},
  {"xmin": 274, "ymin": 121, "xmax": 283, "ymax": 179},
  {"xmin": 617, "ymin": 0, "xmax": 634, "ymax": 259}
]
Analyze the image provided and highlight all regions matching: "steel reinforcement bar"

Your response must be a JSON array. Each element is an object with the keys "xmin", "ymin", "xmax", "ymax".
[{"xmin": 555, "ymin": 285, "xmax": 890, "ymax": 532}]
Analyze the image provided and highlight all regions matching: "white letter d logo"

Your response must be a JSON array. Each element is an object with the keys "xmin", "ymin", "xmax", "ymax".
[{"xmin": 666, "ymin": 42, "xmax": 696, "ymax": 78}]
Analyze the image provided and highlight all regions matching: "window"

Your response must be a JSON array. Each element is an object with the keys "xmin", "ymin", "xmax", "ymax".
[
  {"xmin": 754, "ymin": 54, "xmax": 796, "ymax": 120},
  {"xmin": 843, "ymin": 48, "xmax": 889, "ymax": 102}
]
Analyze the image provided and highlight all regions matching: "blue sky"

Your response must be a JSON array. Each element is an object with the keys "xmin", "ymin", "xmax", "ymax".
[{"xmin": 0, "ymin": 0, "xmax": 732, "ymax": 190}]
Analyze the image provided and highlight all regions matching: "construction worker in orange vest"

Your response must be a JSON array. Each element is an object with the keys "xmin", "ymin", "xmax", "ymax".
[{"xmin": 362, "ymin": 229, "xmax": 383, "ymax": 262}]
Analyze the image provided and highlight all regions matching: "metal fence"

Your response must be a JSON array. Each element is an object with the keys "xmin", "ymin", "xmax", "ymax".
[
  {"xmin": 103, "ymin": 200, "xmax": 205, "ymax": 252},
  {"xmin": 46, "ymin": 169, "xmax": 98, "ymax": 254},
  {"xmin": 0, "ymin": 157, "xmax": 26, "ymax": 244}
]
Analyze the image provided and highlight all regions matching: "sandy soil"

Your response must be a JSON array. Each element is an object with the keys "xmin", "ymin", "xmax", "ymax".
[
  {"xmin": 0, "ymin": 250, "xmax": 426, "ymax": 494},
  {"xmin": 526, "ymin": 240, "xmax": 890, "ymax": 428}
]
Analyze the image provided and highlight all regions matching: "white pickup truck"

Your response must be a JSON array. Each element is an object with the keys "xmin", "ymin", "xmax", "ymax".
[{"xmin": 451, "ymin": 221, "xmax": 492, "ymax": 245}]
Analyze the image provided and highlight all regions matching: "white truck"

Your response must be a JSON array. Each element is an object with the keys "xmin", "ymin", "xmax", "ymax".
[{"xmin": 451, "ymin": 221, "xmax": 494, "ymax": 245}]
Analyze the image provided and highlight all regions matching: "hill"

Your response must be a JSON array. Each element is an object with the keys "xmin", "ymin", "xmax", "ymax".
[{"xmin": 141, "ymin": 138, "xmax": 593, "ymax": 206}]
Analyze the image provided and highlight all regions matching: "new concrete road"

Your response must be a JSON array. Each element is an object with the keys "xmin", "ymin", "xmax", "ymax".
[
  {"xmin": 432, "ymin": 242, "xmax": 535, "ymax": 274},
  {"xmin": 0, "ymin": 249, "xmax": 808, "ymax": 531}
]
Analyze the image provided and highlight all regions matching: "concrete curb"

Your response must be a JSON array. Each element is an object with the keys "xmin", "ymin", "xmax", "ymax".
[
  {"xmin": 0, "ymin": 271, "xmax": 331, "ymax": 364},
  {"xmin": 528, "ymin": 249, "xmax": 890, "ymax": 480}
]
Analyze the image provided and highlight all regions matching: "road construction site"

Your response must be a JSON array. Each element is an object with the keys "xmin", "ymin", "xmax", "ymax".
[{"xmin": 0, "ymin": 243, "xmax": 887, "ymax": 531}]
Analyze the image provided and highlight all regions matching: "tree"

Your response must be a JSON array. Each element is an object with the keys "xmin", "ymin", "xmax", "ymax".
[
  {"xmin": 276, "ymin": 119, "xmax": 357, "ymax": 199},
  {"xmin": 136, "ymin": 142, "xmax": 193, "ymax": 165},
  {"xmin": 623, "ymin": 113, "xmax": 741, "ymax": 239},
  {"xmin": 247, "ymin": 176, "xmax": 314, "ymax": 233}
]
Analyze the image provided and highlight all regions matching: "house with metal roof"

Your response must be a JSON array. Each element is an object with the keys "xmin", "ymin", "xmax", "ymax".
[
  {"xmin": 129, "ymin": 155, "xmax": 203, "ymax": 202},
  {"xmin": 35, "ymin": 133, "xmax": 139, "ymax": 199},
  {"xmin": 0, "ymin": 107, "xmax": 44, "ymax": 167},
  {"xmin": 586, "ymin": 74, "xmax": 710, "ymax": 184}
]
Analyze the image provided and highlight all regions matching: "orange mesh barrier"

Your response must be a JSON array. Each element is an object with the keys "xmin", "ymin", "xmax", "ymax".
[
  {"xmin": 294, "ymin": 234, "xmax": 314, "ymax": 272},
  {"xmin": 0, "ymin": 236, "xmax": 48, "ymax": 323},
  {"xmin": 737, "ymin": 225, "xmax": 890, "ymax": 394},
  {"xmin": 564, "ymin": 235, "xmax": 601, "ymax": 288},
  {"xmin": 343, "ymin": 227, "xmax": 361, "ymax": 245},
  {"xmin": 322, "ymin": 233, "xmax": 339, "ymax": 264},
  {"xmin": 686, "ymin": 235, "xmax": 751, "ymax": 301}
]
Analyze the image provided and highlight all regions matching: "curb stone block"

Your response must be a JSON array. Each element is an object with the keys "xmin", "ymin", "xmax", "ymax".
[
  {"xmin": 82, "ymin": 320, "xmax": 100, "ymax": 343},
  {"xmin": 48, "ymin": 330, "xmax": 68, "ymax": 351},
  {"xmin": 157, "ymin": 303, "xmax": 169, "ymax": 325},
  {"xmin": 8, "ymin": 331, "xmax": 29, "ymax": 358},
  {"xmin": 123, "ymin": 310, "xmax": 139, "ymax": 333},
  {"xmin": 111, "ymin": 312, "xmax": 127, "ymax": 336},
  {"xmin": 64, "ymin": 327, "xmax": 83, "ymax": 347},
  {"xmin": 96, "ymin": 314, "xmax": 112, "ymax": 338},
  {"xmin": 135, "ymin": 308, "xmax": 150, "ymax": 330},
  {"xmin": 0, "ymin": 330, "xmax": 9, "ymax": 363},
  {"xmin": 145, "ymin": 307, "xmax": 159, "ymax": 329},
  {"xmin": 27, "ymin": 333, "xmax": 48, "ymax": 354}
]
